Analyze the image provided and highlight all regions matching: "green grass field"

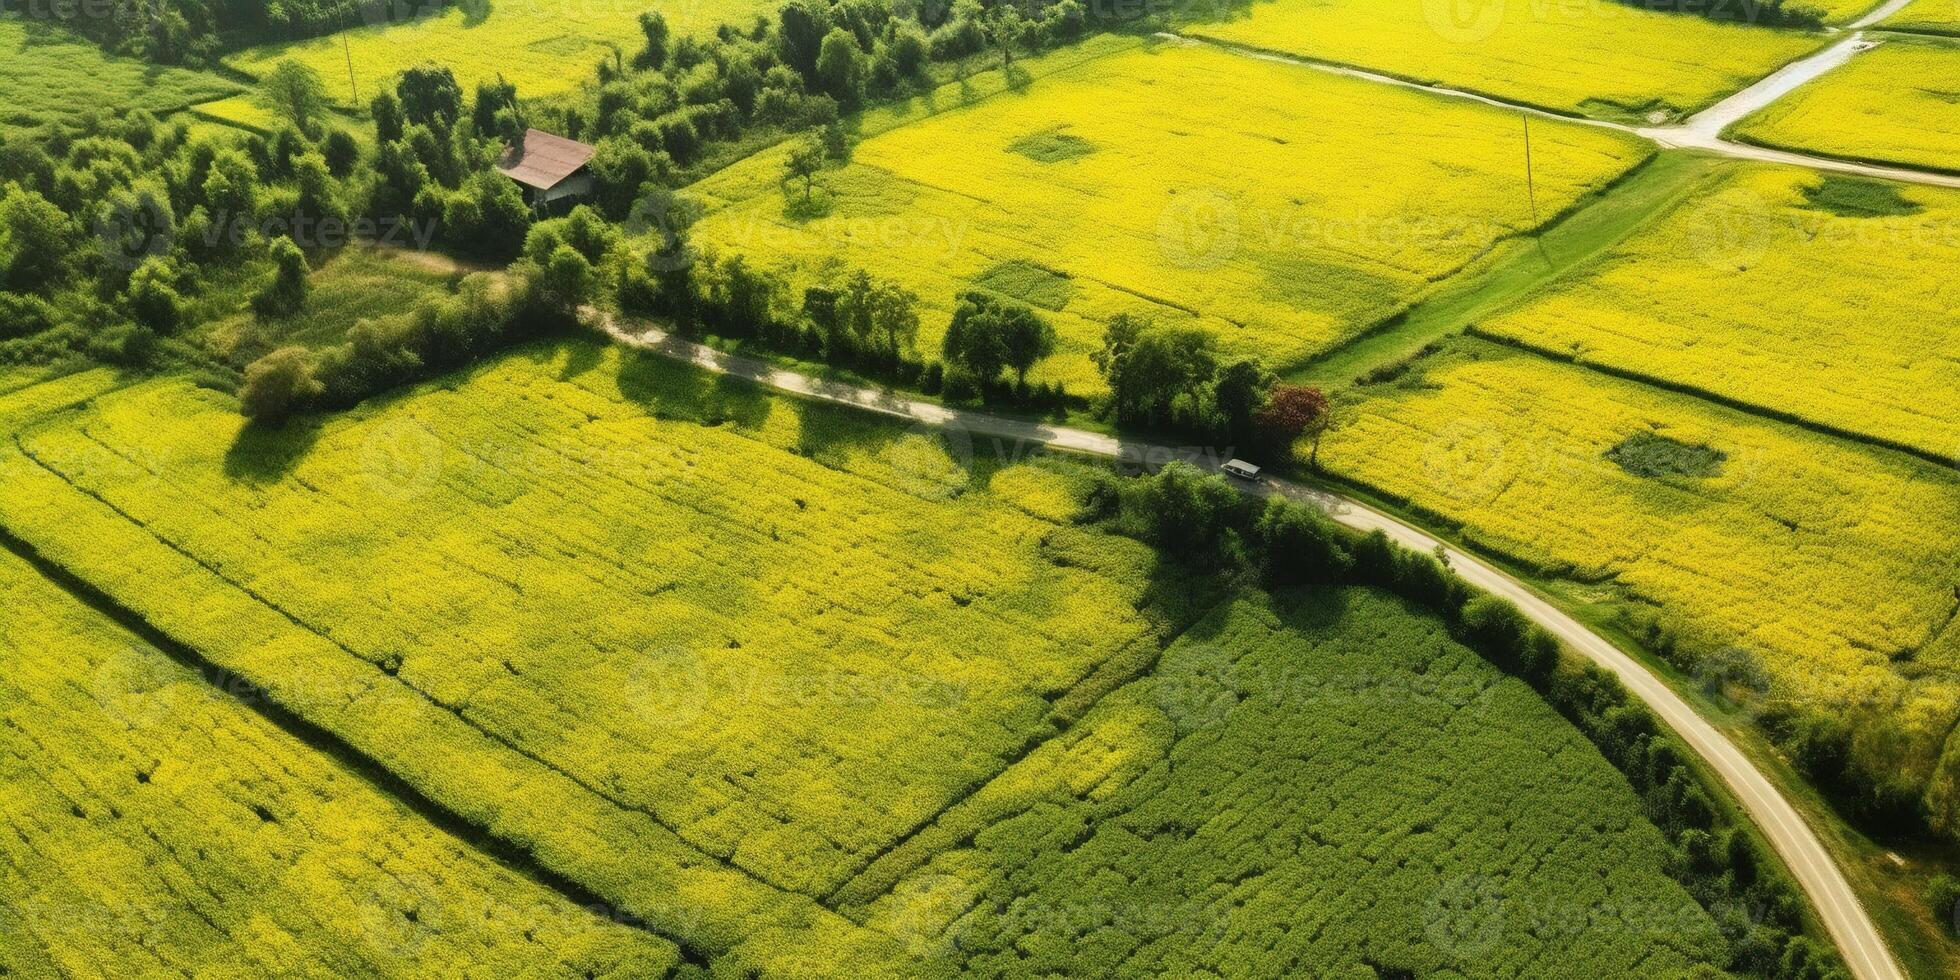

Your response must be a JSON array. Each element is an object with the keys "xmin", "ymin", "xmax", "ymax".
[
  {"xmin": 199, "ymin": 246, "xmax": 460, "ymax": 365},
  {"xmin": 688, "ymin": 39, "xmax": 1648, "ymax": 391},
  {"xmin": 0, "ymin": 343, "xmax": 1740, "ymax": 973},
  {"xmin": 227, "ymin": 0, "xmax": 773, "ymax": 106},
  {"xmin": 844, "ymin": 587, "xmax": 1730, "ymax": 976},
  {"xmin": 0, "ymin": 21, "xmax": 242, "ymax": 132},
  {"xmin": 1182, "ymin": 0, "xmax": 1825, "ymax": 122}
]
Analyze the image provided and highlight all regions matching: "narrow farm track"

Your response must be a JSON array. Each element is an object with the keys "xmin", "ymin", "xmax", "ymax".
[
  {"xmin": 594, "ymin": 313, "xmax": 1907, "ymax": 980},
  {"xmin": 1170, "ymin": 13, "xmax": 1960, "ymax": 192}
]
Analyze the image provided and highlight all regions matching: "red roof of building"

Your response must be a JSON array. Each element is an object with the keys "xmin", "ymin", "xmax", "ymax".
[{"xmin": 496, "ymin": 130, "xmax": 596, "ymax": 191}]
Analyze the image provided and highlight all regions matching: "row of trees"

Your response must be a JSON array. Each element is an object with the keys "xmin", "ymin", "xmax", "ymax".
[{"xmin": 1094, "ymin": 314, "xmax": 1333, "ymax": 463}]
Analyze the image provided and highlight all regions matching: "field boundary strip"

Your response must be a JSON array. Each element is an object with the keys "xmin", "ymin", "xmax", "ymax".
[
  {"xmin": 818, "ymin": 589, "xmax": 1239, "ymax": 909},
  {"xmin": 1461, "ymin": 326, "xmax": 1958, "ymax": 469}
]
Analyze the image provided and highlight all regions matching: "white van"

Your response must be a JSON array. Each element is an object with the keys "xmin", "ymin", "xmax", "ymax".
[{"xmin": 1221, "ymin": 459, "xmax": 1261, "ymax": 481}]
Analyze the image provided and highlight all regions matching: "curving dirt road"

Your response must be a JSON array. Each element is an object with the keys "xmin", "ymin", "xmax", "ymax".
[
  {"xmin": 596, "ymin": 314, "xmax": 1904, "ymax": 980},
  {"xmin": 1173, "ymin": 4, "xmax": 1960, "ymax": 194}
]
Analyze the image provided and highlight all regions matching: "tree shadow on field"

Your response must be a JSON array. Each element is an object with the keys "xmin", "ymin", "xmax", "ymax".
[
  {"xmin": 223, "ymin": 415, "xmax": 328, "ymax": 485},
  {"xmin": 553, "ymin": 336, "xmax": 606, "ymax": 382},
  {"xmin": 612, "ymin": 345, "xmax": 774, "ymax": 433},
  {"xmin": 458, "ymin": 0, "xmax": 492, "ymax": 27}
]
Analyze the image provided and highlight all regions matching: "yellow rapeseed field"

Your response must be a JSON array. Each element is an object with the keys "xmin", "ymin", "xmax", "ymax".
[
  {"xmin": 689, "ymin": 41, "xmax": 1648, "ymax": 390},
  {"xmin": 185, "ymin": 94, "xmax": 285, "ymax": 135},
  {"xmin": 1885, "ymin": 0, "xmax": 1960, "ymax": 33},
  {"xmin": 0, "ymin": 342, "xmax": 1224, "ymax": 907},
  {"xmin": 1478, "ymin": 164, "xmax": 1960, "ymax": 460},
  {"xmin": 1183, "ymin": 0, "xmax": 1824, "ymax": 122},
  {"xmin": 0, "ymin": 550, "xmax": 688, "ymax": 977},
  {"xmin": 227, "ymin": 0, "xmax": 772, "ymax": 106},
  {"xmin": 1323, "ymin": 340, "xmax": 1960, "ymax": 800},
  {"xmin": 1730, "ymin": 37, "xmax": 1960, "ymax": 172}
]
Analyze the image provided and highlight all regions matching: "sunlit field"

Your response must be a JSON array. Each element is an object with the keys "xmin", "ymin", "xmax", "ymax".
[
  {"xmin": 1884, "ymin": 0, "xmax": 1960, "ymax": 34},
  {"xmin": 689, "ymin": 40, "xmax": 1647, "ymax": 390},
  {"xmin": 1182, "ymin": 0, "xmax": 1824, "ymax": 122},
  {"xmin": 1323, "ymin": 339, "xmax": 1960, "ymax": 824},
  {"xmin": 847, "ymin": 587, "xmax": 1728, "ymax": 977},
  {"xmin": 0, "ymin": 345, "xmax": 1729, "ymax": 975},
  {"xmin": 227, "ymin": 0, "xmax": 774, "ymax": 106},
  {"xmin": 1730, "ymin": 36, "xmax": 1960, "ymax": 172},
  {"xmin": 0, "ymin": 21, "xmax": 241, "ymax": 132},
  {"xmin": 1477, "ymin": 164, "xmax": 1960, "ymax": 460},
  {"xmin": 0, "ymin": 549, "xmax": 687, "ymax": 977}
]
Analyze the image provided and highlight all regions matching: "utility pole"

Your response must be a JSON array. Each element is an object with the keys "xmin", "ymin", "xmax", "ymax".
[
  {"xmin": 1522, "ymin": 114, "xmax": 1539, "ymax": 224},
  {"xmin": 343, "ymin": 32, "xmax": 358, "ymax": 105}
]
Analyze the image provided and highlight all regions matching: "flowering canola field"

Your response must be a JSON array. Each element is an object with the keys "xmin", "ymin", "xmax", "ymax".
[
  {"xmin": 0, "ymin": 549, "xmax": 687, "ymax": 977},
  {"xmin": 1885, "ymin": 0, "xmax": 1960, "ymax": 34},
  {"xmin": 1478, "ymin": 164, "xmax": 1960, "ymax": 460},
  {"xmin": 1183, "ymin": 0, "xmax": 1824, "ymax": 122},
  {"xmin": 842, "ymin": 588, "xmax": 1728, "ymax": 977},
  {"xmin": 1323, "ymin": 340, "xmax": 1960, "ymax": 821},
  {"xmin": 689, "ymin": 41, "xmax": 1647, "ymax": 391},
  {"xmin": 0, "ymin": 345, "xmax": 1723, "ymax": 972},
  {"xmin": 227, "ymin": 0, "xmax": 772, "ymax": 106},
  {"xmin": 1730, "ymin": 37, "xmax": 1960, "ymax": 173}
]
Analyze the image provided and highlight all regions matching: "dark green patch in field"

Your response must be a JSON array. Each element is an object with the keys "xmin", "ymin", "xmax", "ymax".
[
  {"xmin": 1008, "ymin": 127, "xmax": 1096, "ymax": 163},
  {"xmin": 972, "ymin": 260, "xmax": 1074, "ymax": 311},
  {"xmin": 1798, "ymin": 175, "xmax": 1922, "ymax": 218},
  {"xmin": 526, "ymin": 34, "xmax": 596, "ymax": 56},
  {"xmin": 1605, "ymin": 431, "xmax": 1726, "ymax": 479}
]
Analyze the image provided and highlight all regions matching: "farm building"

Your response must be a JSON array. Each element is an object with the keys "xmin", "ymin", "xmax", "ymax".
[{"xmin": 495, "ymin": 129, "xmax": 595, "ymax": 211}]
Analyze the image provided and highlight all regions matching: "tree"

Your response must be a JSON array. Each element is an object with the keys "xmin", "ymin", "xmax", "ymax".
[
  {"xmin": 815, "ymin": 27, "xmax": 865, "ymax": 105},
  {"xmin": 984, "ymin": 5, "xmax": 1035, "ymax": 70},
  {"xmin": 0, "ymin": 185, "xmax": 75, "ymax": 293},
  {"xmin": 942, "ymin": 291, "xmax": 1047, "ymax": 387},
  {"xmin": 397, "ymin": 63, "xmax": 464, "ymax": 133},
  {"xmin": 941, "ymin": 292, "xmax": 1010, "ymax": 386},
  {"xmin": 777, "ymin": 0, "xmax": 832, "ymax": 80},
  {"xmin": 1255, "ymin": 384, "xmax": 1332, "ymax": 465},
  {"xmin": 634, "ymin": 11, "xmax": 670, "ymax": 70},
  {"xmin": 867, "ymin": 278, "xmax": 920, "ymax": 363},
  {"xmin": 254, "ymin": 237, "xmax": 311, "ymax": 318},
  {"xmin": 126, "ymin": 257, "xmax": 184, "ymax": 333},
  {"xmin": 240, "ymin": 346, "xmax": 324, "ymax": 423},
  {"xmin": 781, "ymin": 131, "xmax": 826, "ymax": 201},
  {"xmin": 998, "ymin": 302, "xmax": 1055, "ymax": 387},
  {"xmin": 538, "ymin": 243, "xmax": 596, "ymax": 318},
  {"xmin": 257, "ymin": 60, "xmax": 330, "ymax": 137},
  {"xmin": 371, "ymin": 89, "xmax": 405, "ymax": 143},
  {"xmin": 322, "ymin": 129, "xmax": 360, "ymax": 177},
  {"xmin": 1096, "ymin": 317, "xmax": 1217, "ymax": 427},
  {"xmin": 1211, "ymin": 357, "xmax": 1273, "ymax": 451}
]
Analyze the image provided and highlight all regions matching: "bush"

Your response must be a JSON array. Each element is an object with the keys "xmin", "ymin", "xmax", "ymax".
[
  {"xmin": 253, "ymin": 238, "xmax": 310, "ymax": 319},
  {"xmin": 239, "ymin": 346, "xmax": 324, "ymax": 422},
  {"xmin": 1927, "ymin": 875, "xmax": 1960, "ymax": 937}
]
